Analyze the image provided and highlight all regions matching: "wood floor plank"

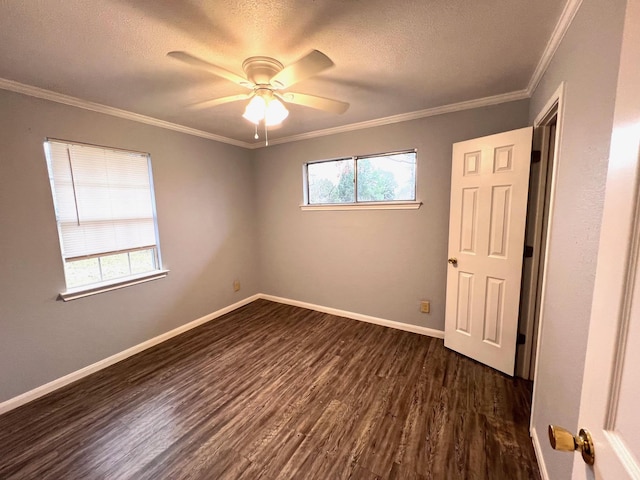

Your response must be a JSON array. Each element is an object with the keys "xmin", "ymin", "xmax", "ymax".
[{"xmin": 0, "ymin": 299, "xmax": 540, "ymax": 479}]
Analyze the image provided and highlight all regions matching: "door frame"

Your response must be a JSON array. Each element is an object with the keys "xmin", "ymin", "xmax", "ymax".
[
  {"xmin": 528, "ymin": 83, "xmax": 566, "ymax": 439},
  {"xmin": 517, "ymin": 109, "xmax": 554, "ymax": 379}
]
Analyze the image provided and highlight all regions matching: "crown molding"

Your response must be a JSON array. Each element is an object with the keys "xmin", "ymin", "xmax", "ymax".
[
  {"xmin": 255, "ymin": 0, "xmax": 584, "ymax": 149},
  {"xmin": 527, "ymin": 0, "xmax": 584, "ymax": 95},
  {"xmin": 0, "ymin": 78, "xmax": 252, "ymax": 148},
  {"xmin": 0, "ymin": 0, "xmax": 581, "ymax": 150},
  {"xmin": 250, "ymin": 89, "xmax": 530, "ymax": 148}
]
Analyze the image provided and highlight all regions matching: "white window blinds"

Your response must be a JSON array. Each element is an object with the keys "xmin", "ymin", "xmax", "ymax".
[{"xmin": 45, "ymin": 140, "xmax": 159, "ymax": 260}]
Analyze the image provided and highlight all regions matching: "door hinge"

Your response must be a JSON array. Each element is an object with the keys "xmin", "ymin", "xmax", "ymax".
[
  {"xmin": 517, "ymin": 333, "xmax": 526, "ymax": 345},
  {"xmin": 524, "ymin": 245, "xmax": 534, "ymax": 258},
  {"xmin": 531, "ymin": 150, "xmax": 541, "ymax": 164}
]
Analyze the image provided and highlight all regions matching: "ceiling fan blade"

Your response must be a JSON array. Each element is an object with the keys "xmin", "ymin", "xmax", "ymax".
[
  {"xmin": 188, "ymin": 93, "xmax": 253, "ymax": 111},
  {"xmin": 270, "ymin": 50, "xmax": 334, "ymax": 89},
  {"xmin": 167, "ymin": 51, "xmax": 252, "ymax": 88},
  {"xmin": 280, "ymin": 92, "xmax": 349, "ymax": 114}
]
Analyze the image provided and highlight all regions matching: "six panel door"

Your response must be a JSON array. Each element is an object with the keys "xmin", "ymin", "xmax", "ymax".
[{"xmin": 444, "ymin": 127, "xmax": 533, "ymax": 375}]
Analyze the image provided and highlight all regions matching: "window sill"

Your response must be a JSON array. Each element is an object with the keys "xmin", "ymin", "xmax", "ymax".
[
  {"xmin": 59, "ymin": 270, "xmax": 169, "ymax": 302},
  {"xmin": 300, "ymin": 201, "xmax": 422, "ymax": 211}
]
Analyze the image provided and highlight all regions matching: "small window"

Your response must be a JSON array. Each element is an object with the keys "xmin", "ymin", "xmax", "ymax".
[
  {"xmin": 44, "ymin": 139, "xmax": 164, "ymax": 295},
  {"xmin": 305, "ymin": 150, "xmax": 417, "ymax": 205}
]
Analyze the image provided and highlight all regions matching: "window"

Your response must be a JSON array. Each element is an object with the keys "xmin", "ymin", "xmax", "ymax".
[
  {"xmin": 304, "ymin": 149, "xmax": 418, "ymax": 207},
  {"xmin": 44, "ymin": 139, "xmax": 165, "ymax": 299}
]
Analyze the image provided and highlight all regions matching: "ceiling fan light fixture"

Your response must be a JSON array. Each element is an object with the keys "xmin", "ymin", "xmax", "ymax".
[
  {"xmin": 242, "ymin": 95, "xmax": 266, "ymax": 124},
  {"xmin": 242, "ymin": 92, "xmax": 289, "ymax": 126},
  {"xmin": 169, "ymin": 50, "xmax": 349, "ymax": 138},
  {"xmin": 265, "ymin": 98, "xmax": 289, "ymax": 126}
]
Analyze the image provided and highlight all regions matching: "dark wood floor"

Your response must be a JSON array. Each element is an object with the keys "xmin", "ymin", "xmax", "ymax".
[{"xmin": 0, "ymin": 299, "xmax": 540, "ymax": 479}]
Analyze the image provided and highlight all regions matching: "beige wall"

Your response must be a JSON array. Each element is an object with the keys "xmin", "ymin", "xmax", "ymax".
[
  {"xmin": 253, "ymin": 101, "xmax": 529, "ymax": 331},
  {"xmin": 528, "ymin": 0, "xmax": 626, "ymax": 478},
  {"xmin": 0, "ymin": 89, "xmax": 259, "ymax": 403}
]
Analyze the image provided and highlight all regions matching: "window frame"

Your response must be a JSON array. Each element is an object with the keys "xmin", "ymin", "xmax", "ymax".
[
  {"xmin": 302, "ymin": 148, "xmax": 421, "ymax": 210},
  {"xmin": 44, "ymin": 138, "xmax": 168, "ymax": 301}
]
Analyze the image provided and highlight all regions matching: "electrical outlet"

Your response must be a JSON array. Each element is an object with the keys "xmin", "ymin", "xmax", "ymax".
[
  {"xmin": 420, "ymin": 301, "xmax": 430, "ymax": 313},
  {"xmin": 233, "ymin": 280, "xmax": 241, "ymax": 292}
]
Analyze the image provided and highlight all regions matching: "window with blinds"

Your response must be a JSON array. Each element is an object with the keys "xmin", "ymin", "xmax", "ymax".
[{"xmin": 44, "ymin": 139, "xmax": 162, "ymax": 291}]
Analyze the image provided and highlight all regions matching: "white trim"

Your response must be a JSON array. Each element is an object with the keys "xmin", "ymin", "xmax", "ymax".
[
  {"xmin": 251, "ymin": 90, "xmax": 530, "ymax": 148},
  {"xmin": 258, "ymin": 0, "xmax": 583, "ymax": 148},
  {"xmin": 0, "ymin": 293, "xmax": 441, "ymax": 415},
  {"xmin": 0, "ymin": 77, "xmax": 527, "ymax": 150},
  {"xmin": 0, "ymin": 1, "xmax": 582, "ymax": 153},
  {"xmin": 0, "ymin": 78, "xmax": 252, "ymax": 149},
  {"xmin": 527, "ymin": 0, "xmax": 583, "ymax": 95},
  {"xmin": 0, "ymin": 293, "xmax": 260, "ymax": 415},
  {"xmin": 258, "ymin": 294, "xmax": 445, "ymax": 339},
  {"xmin": 529, "ymin": 82, "xmax": 566, "ymax": 433},
  {"xmin": 60, "ymin": 270, "xmax": 170, "ymax": 301},
  {"xmin": 518, "ymin": 83, "xmax": 566, "ymax": 380},
  {"xmin": 534, "ymin": 82, "xmax": 566, "ymax": 127},
  {"xmin": 300, "ymin": 201, "xmax": 422, "ymax": 211},
  {"xmin": 531, "ymin": 426, "xmax": 551, "ymax": 480}
]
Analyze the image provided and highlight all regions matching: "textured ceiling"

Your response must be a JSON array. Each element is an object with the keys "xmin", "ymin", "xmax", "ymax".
[{"xmin": 0, "ymin": 0, "xmax": 568, "ymax": 146}]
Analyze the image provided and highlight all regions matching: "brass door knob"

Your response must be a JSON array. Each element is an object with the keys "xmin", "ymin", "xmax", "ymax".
[
  {"xmin": 448, "ymin": 257, "xmax": 458, "ymax": 266},
  {"xmin": 548, "ymin": 425, "xmax": 595, "ymax": 465}
]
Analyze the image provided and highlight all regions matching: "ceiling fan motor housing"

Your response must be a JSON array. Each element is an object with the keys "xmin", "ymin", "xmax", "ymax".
[
  {"xmin": 168, "ymin": 49, "xmax": 349, "ymax": 120},
  {"xmin": 242, "ymin": 56, "xmax": 284, "ymax": 86}
]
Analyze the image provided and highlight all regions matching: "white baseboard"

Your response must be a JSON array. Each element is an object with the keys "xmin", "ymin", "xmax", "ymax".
[
  {"xmin": 0, "ymin": 293, "xmax": 444, "ymax": 416},
  {"xmin": 531, "ymin": 426, "xmax": 550, "ymax": 480},
  {"xmin": 258, "ymin": 294, "xmax": 445, "ymax": 339},
  {"xmin": 0, "ymin": 294, "xmax": 260, "ymax": 416}
]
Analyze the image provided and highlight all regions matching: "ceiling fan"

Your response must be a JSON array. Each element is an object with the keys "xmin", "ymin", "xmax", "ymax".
[{"xmin": 168, "ymin": 50, "xmax": 349, "ymax": 142}]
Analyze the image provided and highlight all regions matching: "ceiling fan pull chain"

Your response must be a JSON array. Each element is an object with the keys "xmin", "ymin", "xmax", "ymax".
[
  {"xmin": 265, "ymin": 121, "xmax": 269, "ymax": 146},
  {"xmin": 254, "ymin": 123, "xmax": 259, "ymax": 140}
]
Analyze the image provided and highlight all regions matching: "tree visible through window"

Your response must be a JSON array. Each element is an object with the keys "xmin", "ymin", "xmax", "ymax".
[
  {"xmin": 306, "ymin": 150, "xmax": 417, "ymax": 205},
  {"xmin": 44, "ymin": 139, "xmax": 163, "ymax": 291}
]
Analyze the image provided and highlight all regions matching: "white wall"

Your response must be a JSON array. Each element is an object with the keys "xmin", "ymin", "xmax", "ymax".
[
  {"xmin": 253, "ymin": 101, "xmax": 529, "ymax": 331},
  {"xmin": 528, "ymin": 0, "xmax": 626, "ymax": 478},
  {"xmin": 0, "ymin": 89, "xmax": 259, "ymax": 403}
]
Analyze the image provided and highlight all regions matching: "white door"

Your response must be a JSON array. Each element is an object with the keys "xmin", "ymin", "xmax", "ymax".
[
  {"xmin": 572, "ymin": 1, "xmax": 640, "ymax": 477},
  {"xmin": 445, "ymin": 127, "xmax": 533, "ymax": 375}
]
